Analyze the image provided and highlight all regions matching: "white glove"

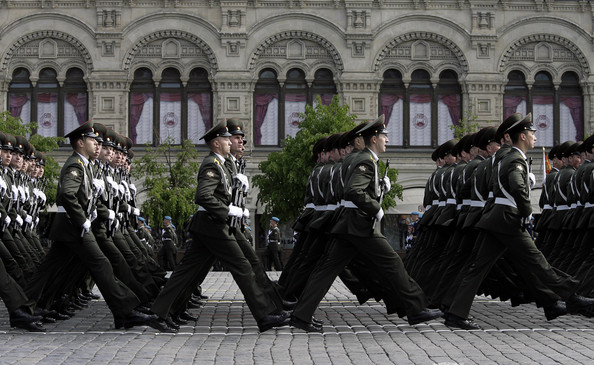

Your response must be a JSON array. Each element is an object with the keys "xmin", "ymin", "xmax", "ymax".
[
  {"xmin": 25, "ymin": 215, "xmax": 32, "ymax": 224},
  {"xmin": 243, "ymin": 208, "xmax": 250, "ymax": 219},
  {"xmin": 127, "ymin": 205, "xmax": 132, "ymax": 214},
  {"xmin": 522, "ymin": 214, "xmax": 533, "ymax": 226},
  {"xmin": 38, "ymin": 191, "xmax": 46, "ymax": 204},
  {"xmin": 382, "ymin": 177, "xmax": 392, "ymax": 193},
  {"xmin": 133, "ymin": 207, "xmax": 140, "ymax": 216},
  {"xmin": 236, "ymin": 173, "xmax": 250, "ymax": 192},
  {"xmin": 528, "ymin": 172, "xmax": 536, "ymax": 189},
  {"xmin": 113, "ymin": 219, "xmax": 120, "ymax": 230},
  {"xmin": 4, "ymin": 216, "xmax": 10, "ymax": 226},
  {"xmin": 33, "ymin": 187, "xmax": 40, "ymax": 198},
  {"xmin": 34, "ymin": 217, "xmax": 39, "ymax": 228},
  {"xmin": 90, "ymin": 209, "xmax": 98, "ymax": 222},
  {"xmin": 375, "ymin": 208, "xmax": 384, "ymax": 222},
  {"xmin": 15, "ymin": 215, "xmax": 23, "ymax": 227},
  {"xmin": 118, "ymin": 184, "xmax": 125, "ymax": 198},
  {"xmin": 17, "ymin": 186, "xmax": 26, "ymax": 203},
  {"xmin": 129, "ymin": 183, "xmax": 137, "ymax": 195},
  {"xmin": 108, "ymin": 209, "xmax": 116, "ymax": 221},
  {"xmin": 228, "ymin": 205, "xmax": 243, "ymax": 218},
  {"xmin": 121, "ymin": 181, "xmax": 131, "ymax": 200},
  {"xmin": 0, "ymin": 178, "xmax": 7, "ymax": 195},
  {"xmin": 82, "ymin": 219, "xmax": 91, "ymax": 234},
  {"xmin": 93, "ymin": 179, "xmax": 105, "ymax": 196},
  {"xmin": 11, "ymin": 185, "xmax": 18, "ymax": 202}
]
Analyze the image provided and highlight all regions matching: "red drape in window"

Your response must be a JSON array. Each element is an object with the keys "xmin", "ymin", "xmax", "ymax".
[
  {"xmin": 504, "ymin": 96, "xmax": 526, "ymax": 119},
  {"xmin": 254, "ymin": 94, "xmax": 277, "ymax": 145},
  {"xmin": 37, "ymin": 93, "xmax": 58, "ymax": 103},
  {"xmin": 560, "ymin": 96, "xmax": 584, "ymax": 140},
  {"xmin": 190, "ymin": 93, "xmax": 211, "ymax": 131},
  {"xmin": 409, "ymin": 94, "xmax": 432, "ymax": 103},
  {"xmin": 130, "ymin": 93, "xmax": 152, "ymax": 144},
  {"xmin": 318, "ymin": 94, "xmax": 334, "ymax": 105},
  {"xmin": 380, "ymin": 94, "xmax": 402, "ymax": 127},
  {"xmin": 8, "ymin": 94, "xmax": 29, "ymax": 118},
  {"xmin": 285, "ymin": 93, "xmax": 306, "ymax": 102},
  {"xmin": 65, "ymin": 93, "xmax": 88, "ymax": 125},
  {"xmin": 440, "ymin": 94, "xmax": 461, "ymax": 126}
]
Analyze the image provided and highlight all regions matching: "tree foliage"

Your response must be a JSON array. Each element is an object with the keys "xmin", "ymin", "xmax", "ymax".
[
  {"xmin": 253, "ymin": 96, "xmax": 403, "ymax": 226},
  {"xmin": 132, "ymin": 138, "xmax": 200, "ymax": 232},
  {"xmin": 449, "ymin": 105, "xmax": 481, "ymax": 139},
  {"xmin": 0, "ymin": 111, "xmax": 63, "ymax": 206}
]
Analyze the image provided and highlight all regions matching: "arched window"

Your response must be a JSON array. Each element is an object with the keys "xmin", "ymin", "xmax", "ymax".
[
  {"xmin": 503, "ymin": 70, "xmax": 528, "ymax": 119},
  {"xmin": 379, "ymin": 69, "xmax": 405, "ymax": 145},
  {"xmin": 408, "ymin": 69, "xmax": 433, "ymax": 146},
  {"xmin": 559, "ymin": 72, "xmax": 583, "ymax": 143},
  {"xmin": 503, "ymin": 70, "xmax": 583, "ymax": 146},
  {"xmin": 254, "ymin": 67, "xmax": 337, "ymax": 146},
  {"xmin": 8, "ymin": 67, "xmax": 88, "ymax": 137},
  {"xmin": 187, "ymin": 68, "xmax": 212, "ymax": 144},
  {"xmin": 129, "ymin": 67, "xmax": 212, "ymax": 145},
  {"xmin": 254, "ymin": 69, "xmax": 280, "ymax": 146}
]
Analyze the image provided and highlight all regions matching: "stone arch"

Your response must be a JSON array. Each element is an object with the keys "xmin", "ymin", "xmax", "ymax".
[
  {"xmin": 498, "ymin": 34, "xmax": 589, "ymax": 74},
  {"xmin": 123, "ymin": 30, "xmax": 218, "ymax": 74},
  {"xmin": 248, "ymin": 31, "xmax": 344, "ymax": 74},
  {"xmin": 374, "ymin": 32, "xmax": 468, "ymax": 74},
  {"xmin": 1, "ymin": 30, "xmax": 93, "ymax": 73}
]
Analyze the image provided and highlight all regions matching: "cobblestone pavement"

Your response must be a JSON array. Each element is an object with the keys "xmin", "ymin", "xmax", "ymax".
[{"xmin": 1, "ymin": 272, "xmax": 594, "ymax": 364}]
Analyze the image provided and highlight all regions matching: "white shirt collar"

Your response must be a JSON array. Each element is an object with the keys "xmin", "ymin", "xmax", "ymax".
[
  {"xmin": 214, "ymin": 152, "xmax": 226, "ymax": 164},
  {"xmin": 368, "ymin": 149, "xmax": 379, "ymax": 162},
  {"xmin": 75, "ymin": 152, "xmax": 89, "ymax": 166},
  {"xmin": 512, "ymin": 146, "xmax": 527, "ymax": 160}
]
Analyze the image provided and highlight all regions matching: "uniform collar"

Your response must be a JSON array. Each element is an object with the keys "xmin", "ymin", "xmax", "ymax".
[
  {"xmin": 366, "ymin": 148, "xmax": 379, "ymax": 162},
  {"xmin": 512, "ymin": 146, "xmax": 527, "ymax": 160},
  {"xmin": 213, "ymin": 152, "xmax": 226, "ymax": 164},
  {"xmin": 75, "ymin": 152, "xmax": 90, "ymax": 166}
]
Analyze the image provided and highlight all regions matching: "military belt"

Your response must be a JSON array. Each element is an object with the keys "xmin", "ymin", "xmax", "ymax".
[
  {"xmin": 305, "ymin": 203, "xmax": 315, "ymax": 209},
  {"xmin": 494, "ymin": 197, "xmax": 516, "ymax": 208},
  {"xmin": 456, "ymin": 204, "xmax": 462, "ymax": 210},
  {"xmin": 556, "ymin": 205, "xmax": 569, "ymax": 211},
  {"xmin": 543, "ymin": 204, "xmax": 553, "ymax": 210},
  {"xmin": 488, "ymin": 192, "xmax": 494, "ymax": 198},
  {"xmin": 314, "ymin": 205, "xmax": 327, "ymax": 211},
  {"xmin": 432, "ymin": 200, "xmax": 439, "ymax": 205},
  {"xmin": 462, "ymin": 199, "xmax": 471, "ymax": 206},
  {"xmin": 57, "ymin": 206, "xmax": 67, "ymax": 213},
  {"xmin": 326, "ymin": 204, "xmax": 338, "ymax": 211},
  {"xmin": 342, "ymin": 201, "xmax": 358, "ymax": 209},
  {"xmin": 438, "ymin": 201, "xmax": 446, "ymax": 207},
  {"xmin": 585, "ymin": 203, "xmax": 594, "ymax": 208},
  {"xmin": 197, "ymin": 206, "xmax": 207, "ymax": 212},
  {"xmin": 446, "ymin": 199, "xmax": 456, "ymax": 205},
  {"xmin": 470, "ymin": 200, "xmax": 485, "ymax": 208}
]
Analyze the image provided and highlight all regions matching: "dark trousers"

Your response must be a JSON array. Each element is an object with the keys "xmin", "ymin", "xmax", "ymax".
[
  {"xmin": 0, "ymin": 257, "xmax": 31, "ymax": 313},
  {"xmin": 448, "ymin": 228, "xmax": 578, "ymax": 320},
  {"xmin": 26, "ymin": 232, "xmax": 140, "ymax": 318},
  {"xmin": 151, "ymin": 232, "xmax": 278, "ymax": 322},
  {"xmin": 292, "ymin": 234, "xmax": 428, "ymax": 323}
]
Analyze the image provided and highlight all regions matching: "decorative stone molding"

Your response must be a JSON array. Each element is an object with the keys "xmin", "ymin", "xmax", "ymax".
[
  {"xmin": 248, "ymin": 31, "xmax": 344, "ymax": 73},
  {"xmin": 1, "ymin": 30, "xmax": 93, "ymax": 73},
  {"xmin": 499, "ymin": 34, "xmax": 589, "ymax": 74},
  {"xmin": 123, "ymin": 30, "xmax": 218, "ymax": 72},
  {"xmin": 374, "ymin": 32, "xmax": 468, "ymax": 73}
]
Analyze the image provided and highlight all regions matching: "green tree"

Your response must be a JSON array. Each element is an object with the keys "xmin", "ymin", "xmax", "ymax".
[
  {"xmin": 253, "ymin": 96, "xmax": 403, "ymax": 226},
  {"xmin": 0, "ymin": 111, "xmax": 63, "ymax": 206},
  {"xmin": 132, "ymin": 138, "xmax": 200, "ymax": 232},
  {"xmin": 449, "ymin": 105, "xmax": 481, "ymax": 139}
]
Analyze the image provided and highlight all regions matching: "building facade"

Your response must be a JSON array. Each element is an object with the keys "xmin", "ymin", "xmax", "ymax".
[{"xmin": 0, "ymin": 0, "xmax": 593, "ymax": 219}]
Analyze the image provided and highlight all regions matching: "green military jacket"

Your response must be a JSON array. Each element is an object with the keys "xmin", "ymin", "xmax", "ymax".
[
  {"xmin": 330, "ymin": 148, "xmax": 383, "ymax": 238},
  {"xmin": 188, "ymin": 152, "xmax": 233, "ymax": 240},
  {"xmin": 49, "ymin": 152, "xmax": 93, "ymax": 242},
  {"xmin": 476, "ymin": 147, "xmax": 531, "ymax": 232}
]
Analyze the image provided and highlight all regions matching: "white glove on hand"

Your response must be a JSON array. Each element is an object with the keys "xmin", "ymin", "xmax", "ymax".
[
  {"xmin": 25, "ymin": 215, "xmax": 32, "ymax": 224},
  {"xmin": 243, "ymin": 208, "xmax": 250, "ymax": 219},
  {"xmin": 528, "ymin": 172, "xmax": 536, "ymax": 189},
  {"xmin": 375, "ymin": 208, "xmax": 384, "ymax": 222},
  {"xmin": 522, "ymin": 214, "xmax": 533, "ymax": 226},
  {"xmin": 90, "ymin": 209, "xmax": 98, "ymax": 222},
  {"xmin": 133, "ymin": 207, "xmax": 140, "ymax": 216},
  {"xmin": 129, "ymin": 183, "xmax": 137, "ymax": 195},
  {"xmin": 228, "ymin": 205, "xmax": 243, "ymax": 218},
  {"xmin": 82, "ymin": 219, "xmax": 91, "ymax": 234},
  {"xmin": 108, "ymin": 209, "xmax": 116, "ymax": 221},
  {"xmin": 118, "ymin": 184, "xmax": 126, "ymax": 198},
  {"xmin": 4, "ymin": 216, "xmax": 10, "ymax": 226},
  {"xmin": 113, "ymin": 219, "xmax": 120, "ymax": 230},
  {"xmin": 15, "ymin": 215, "xmax": 23, "ymax": 227},
  {"xmin": 382, "ymin": 177, "xmax": 392, "ymax": 193},
  {"xmin": 236, "ymin": 173, "xmax": 250, "ymax": 192},
  {"xmin": 34, "ymin": 217, "xmax": 39, "ymax": 228},
  {"xmin": 17, "ymin": 186, "xmax": 26, "ymax": 203},
  {"xmin": 11, "ymin": 185, "xmax": 18, "ymax": 202},
  {"xmin": 38, "ymin": 190, "xmax": 46, "ymax": 205},
  {"xmin": 93, "ymin": 179, "xmax": 105, "ymax": 196}
]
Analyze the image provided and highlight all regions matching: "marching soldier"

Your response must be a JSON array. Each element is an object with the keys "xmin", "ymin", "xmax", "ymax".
[
  {"xmin": 24, "ymin": 121, "xmax": 164, "ymax": 331},
  {"xmin": 150, "ymin": 119, "xmax": 290, "ymax": 332},
  {"xmin": 290, "ymin": 116, "xmax": 442, "ymax": 332}
]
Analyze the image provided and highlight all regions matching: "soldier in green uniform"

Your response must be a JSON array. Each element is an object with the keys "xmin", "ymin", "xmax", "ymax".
[
  {"xmin": 25, "ymin": 121, "xmax": 163, "ymax": 331},
  {"xmin": 290, "ymin": 117, "xmax": 443, "ymax": 332},
  {"xmin": 266, "ymin": 217, "xmax": 282, "ymax": 270},
  {"xmin": 444, "ymin": 115, "xmax": 594, "ymax": 329},
  {"xmin": 160, "ymin": 216, "xmax": 177, "ymax": 270},
  {"xmin": 150, "ymin": 120, "xmax": 290, "ymax": 332}
]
